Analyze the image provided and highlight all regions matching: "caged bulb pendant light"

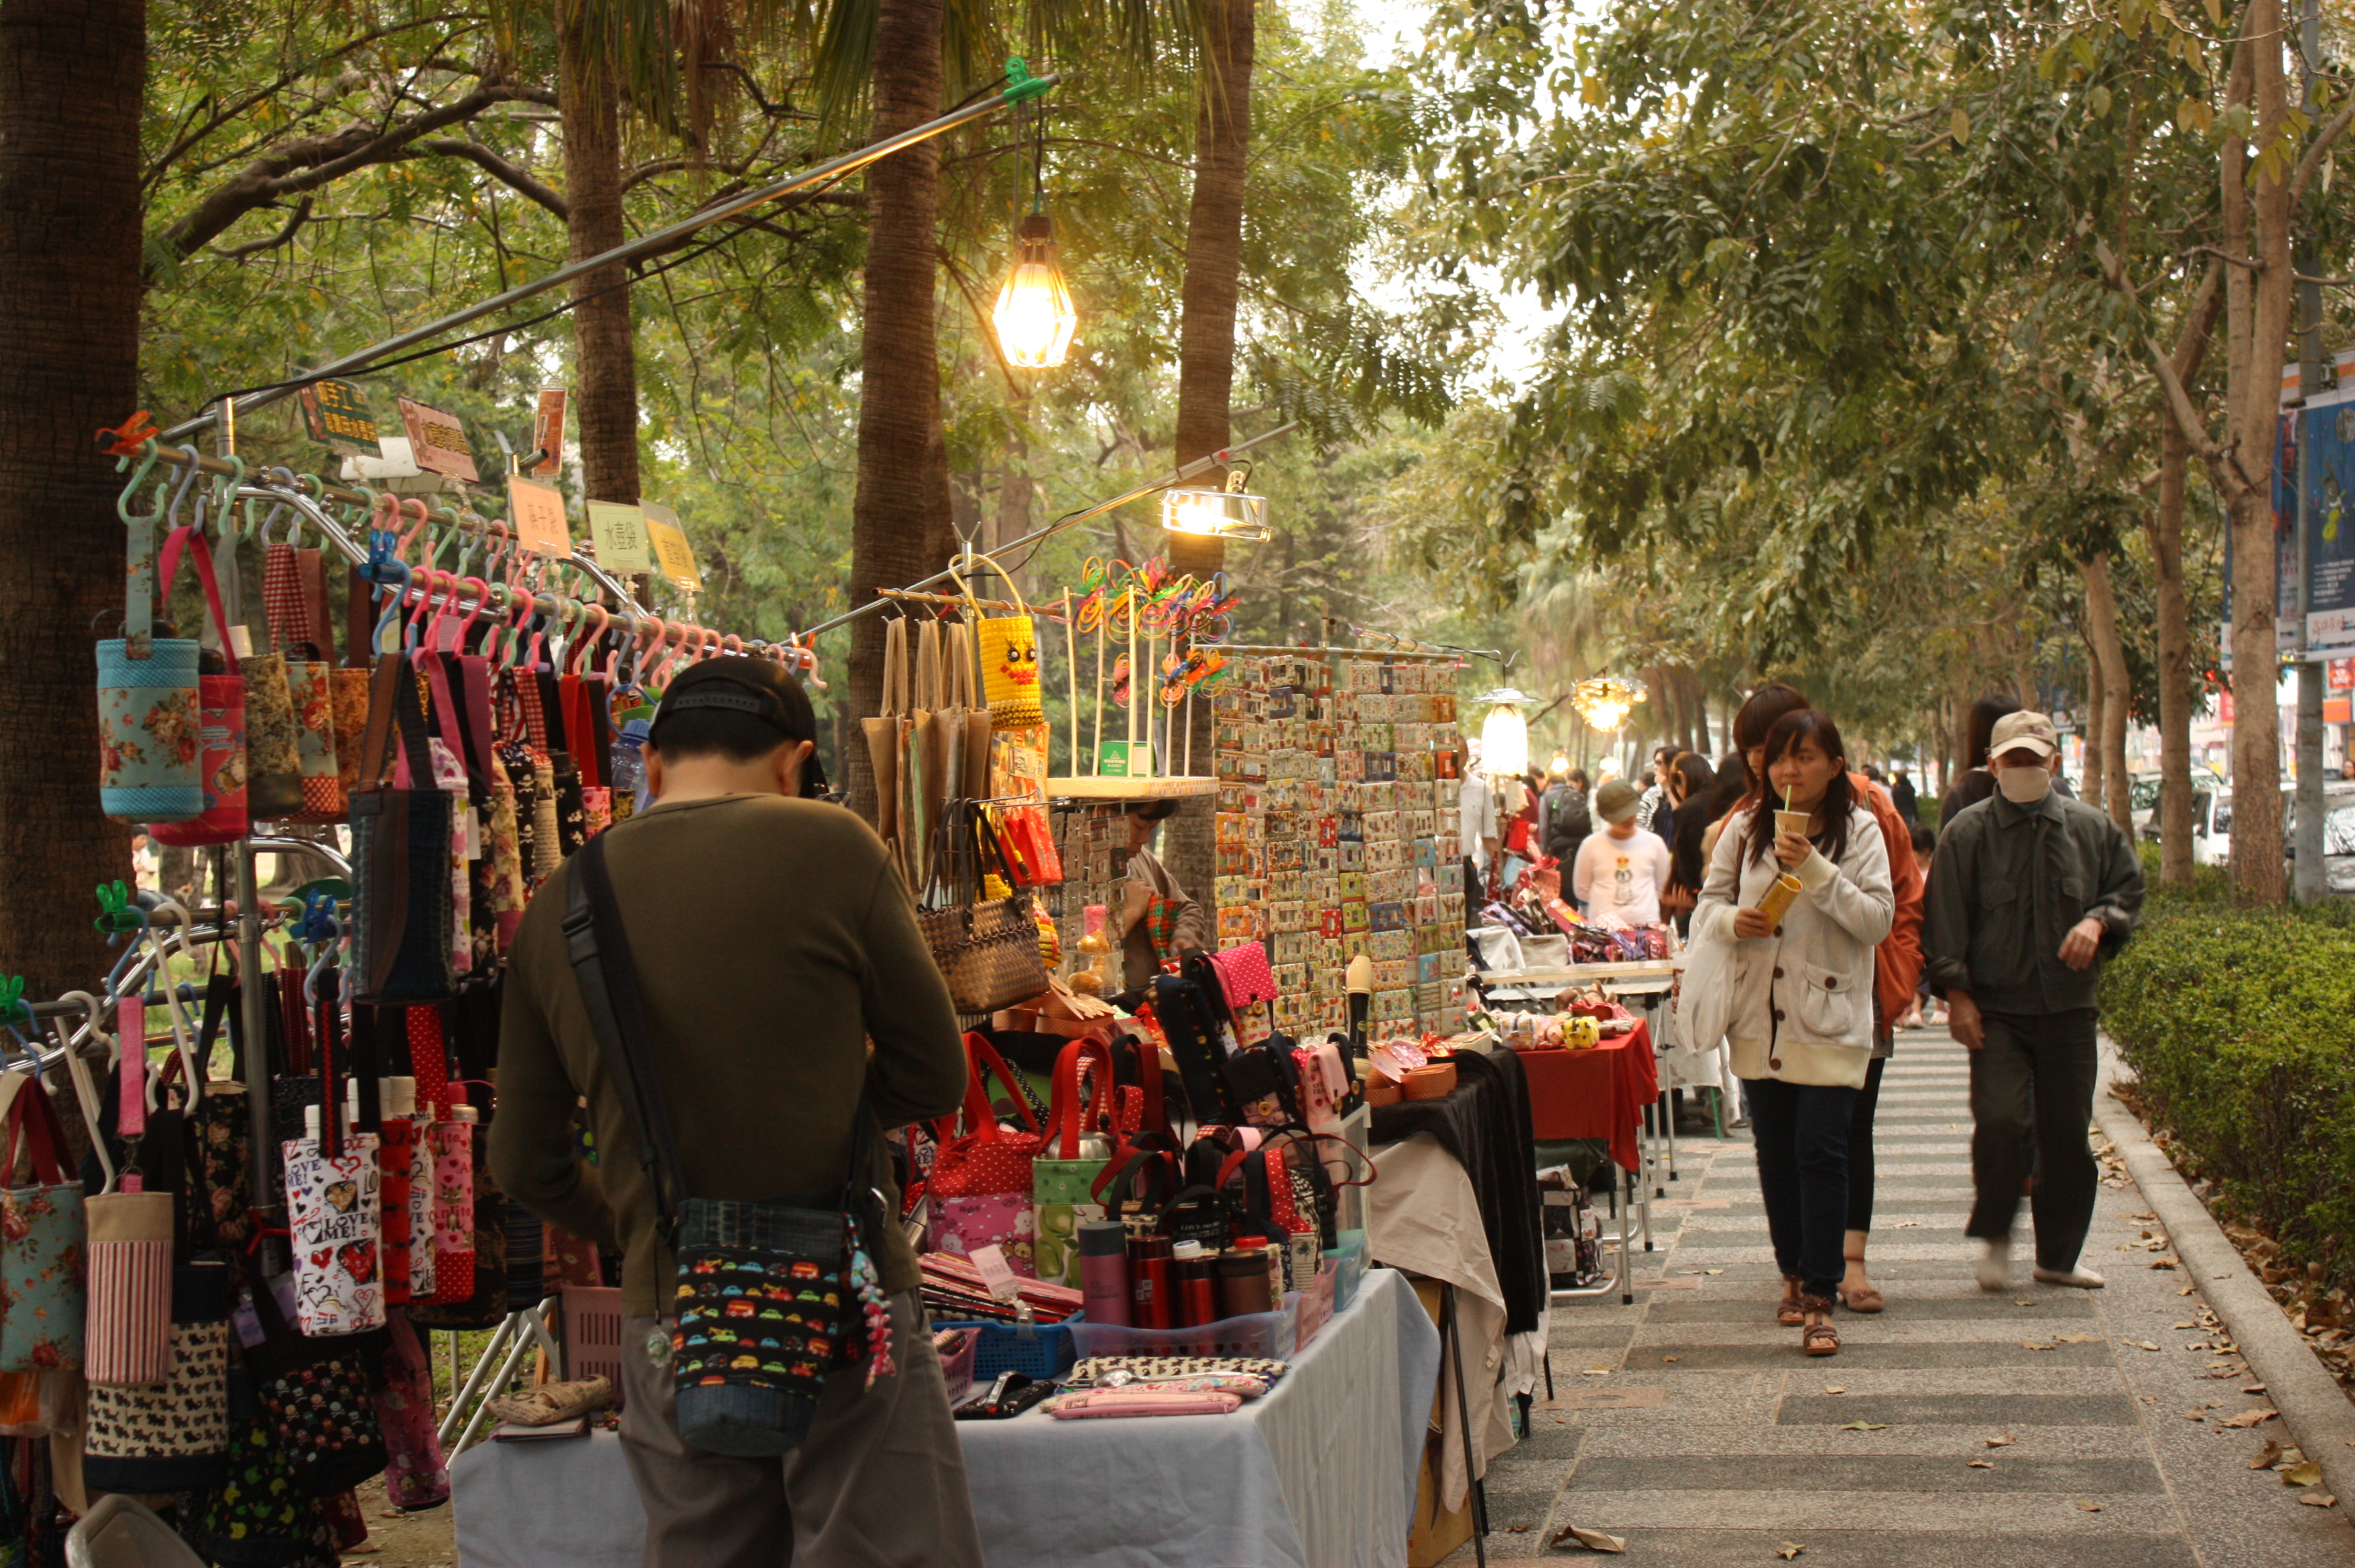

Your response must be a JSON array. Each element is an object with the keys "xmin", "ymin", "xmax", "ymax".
[
  {"xmin": 992, "ymin": 66, "xmax": 1078, "ymax": 369},
  {"xmin": 1475, "ymin": 689, "xmax": 1533, "ymax": 779}
]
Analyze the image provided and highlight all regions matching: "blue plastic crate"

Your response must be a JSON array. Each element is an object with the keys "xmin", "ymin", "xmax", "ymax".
[{"xmin": 932, "ymin": 1317, "xmax": 1082, "ymax": 1381}]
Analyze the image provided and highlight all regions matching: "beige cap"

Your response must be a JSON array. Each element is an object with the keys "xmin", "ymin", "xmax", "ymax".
[
  {"xmin": 1989, "ymin": 710, "xmax": 2059, "ymax": 759},
  {"xmin": 1594, "ymin": 778, "xmax": 1641, "ymax": 824}
]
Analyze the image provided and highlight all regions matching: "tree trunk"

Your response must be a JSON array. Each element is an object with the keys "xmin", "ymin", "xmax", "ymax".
[
  {"xmin": 2080, "ymin": 554, "xmax": 2134, "ymax": 829},
  {"xmin": 2220, "ymin": 2, "xmax": 2294, "ymax": 904},
  {"xmin": 2150, "ymin": 263, "xmax": 2225, "ymax": 887},
  {"xmin": 557, "ymin": 14, "xmax": 638, "ymax": 506},
  {"xmin": 0, "ymin": 0, "xmax": 145, "ymax": 994},
  {"xmin": 2082, "ymin": 643, "xmax": 2108, "ymax": 822},
  {"xmin": 1163, "ymin": 0, "xmax": 1255, "ymax": 901},
  {"xmin": 845, "ymin": 0, "xmax": 950, "ymax": 824}
]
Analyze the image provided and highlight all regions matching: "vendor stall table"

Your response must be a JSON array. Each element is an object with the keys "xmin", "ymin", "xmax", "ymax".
[
  {"xmin": 1477, "ymin": 959, "xmax": 1685, "ymax": 1191},
  {"xmin": 451, "ymin": 1268, "xmax": 1440, "ymax": 1568}
]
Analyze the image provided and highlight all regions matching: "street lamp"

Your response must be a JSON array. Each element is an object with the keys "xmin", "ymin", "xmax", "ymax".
[
  {"xmin": 1569, "ymin": 676, "xmax": 1647, "ymax": 734},
  {"xmin": 1161, "ymin": 484, "xmax": 1271, "ymax": 543}
]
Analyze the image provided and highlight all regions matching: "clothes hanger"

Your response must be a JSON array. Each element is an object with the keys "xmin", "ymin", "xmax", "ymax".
[{"xmin": 44, "ymin": 995, "xmax": 114, "ymax": 1193}]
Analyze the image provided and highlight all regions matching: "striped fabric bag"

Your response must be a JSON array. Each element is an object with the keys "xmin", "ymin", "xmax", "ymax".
[{"xmin": 84, "ymin": 1001, "xmax": 175, "ymax": 1386}]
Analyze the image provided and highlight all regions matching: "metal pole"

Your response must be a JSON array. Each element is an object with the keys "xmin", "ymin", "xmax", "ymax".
[
  {"xmin": 235, "ymin": 842, "xmax": 279, "ymax": 1213},
  {"xmin": 2293, "ymin": 0, "xmax": 2327, "ymax": 901},
  {"xmin": 795, "ymin": 422, "xmax": 1300, "ymax": 641},
  {"xmin": 158, "ymin": 79, "xmax": 1059, "ymax": 443}
]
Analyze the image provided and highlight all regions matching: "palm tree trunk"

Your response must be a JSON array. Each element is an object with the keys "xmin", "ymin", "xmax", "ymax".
[
  {"xmin": 1164, "ymin": 0, "xmax": 1255, "ymax": 896},
  {"xmin": 2150, "ymin": 263, "xmax": 2225, "ymax": 887},
  {"xmin": 846, "ymin": 0, "xmax": 951, "ymax": 823},
  {"xmin": 0, "ymin": 0, "xmax": 145, "ymax": 994},
  {"xmin": 558, "ymin": 13, "xmax": 640, "ymax": 506}
]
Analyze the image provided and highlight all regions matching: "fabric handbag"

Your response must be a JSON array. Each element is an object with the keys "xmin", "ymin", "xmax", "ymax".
[
  {"xmin": 280, "ymin": 978, "xmax": 385, "ymax": 1337},
  {"xmin": 1206, "ymin": 940, "xmax": 1278, "ymax": 1018},
  {"xmin": 245, "ymin": 1282, "xmax": 388, "ymax": 1499},
  {"xmin": 279, "ymin": 545, "xmax": 345, "ymax": 824},
  {"xmin": 0, "ymin": 1076, "xmax": 85, "ymax": 1372},
  {"xmin": 917, "ymin": 803, "xmax": 1052, "ymax": 1015},
  {"xmin": 181, "ymin": 974, "xmax": 255, "ymax": 1255},
  {"xmin": 349, "ymin": 657, "xmax": 459, "ymax": 1004},
  {"xmin": 1030, "ymin": 1036, "xmax": 1115, "ymax": 1288},
  {"xmin": 406, "ymin": 1116, "xmax": 508, "ymax": 1330},
  {"xmin": 376, "ymin": 1310, "xmax": 448, "ymax": 1511},
  {"xmin": 84, "ymin": 1023, "xmax": 176, "ymax": 1386},
  {"xmin": 83, "ymin": 1259, "xmax": 233, "ymax": 1493},
  {"xmin": 175, "ymin": 1374, "xmax": 339, "ymax": 1567},
  {"xmin": 147, "ymin": 525, "xmax": 250, "ymax": 847},
  {"xmin": 959, "ymin": 558, "xmax": 1044, "ymax": 731},
  {"xmin": 1672, "ymin": 922, "xmax": 1734, "ymax": 1054},
  {"xmin": 98, "ymin": 509, "xmax": 203, "ymax": 824},
  {"xmin": 927, "ymin": 1034, "xmax": 1048, "ymax": 1275},
  {"xmin": 563, "ymin": 831, "xmax": 892, "ymax": 1457}
]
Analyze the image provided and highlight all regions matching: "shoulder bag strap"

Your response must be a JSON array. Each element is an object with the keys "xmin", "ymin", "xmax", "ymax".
[{"xmin": 563, "ymin": 831, "xmax": 686, "ymax": 1235}]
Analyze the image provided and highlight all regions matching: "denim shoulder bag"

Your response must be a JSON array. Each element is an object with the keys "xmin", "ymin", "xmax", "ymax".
[{"xmin": 562, "ymin": 831, "xmax": 895, "ymax": 1457}]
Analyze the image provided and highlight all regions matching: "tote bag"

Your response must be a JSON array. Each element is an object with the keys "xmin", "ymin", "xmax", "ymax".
[
  {"xmin": 83, "ymin": 1018, "xmax": 175, "ymax": 1387},
  {"xmin": 0, "ymin": 1076, "xmax": 86, "ymax": 1373},
  {"xmin": 349, "ymin": 656, "xmax": 458, "ymax": 1005},
  {"xmin": 147, "ymin": 525, "xmax": 249, "ymax": 847},
  {"xmin": 917, "ymin": 805, "xmax": 1049, "ymax": 1015},
  {"xmin": 956, "ymin": 557, "xmax": 1045, "ymax": 732},
  {"xmin": 244, "ymin": 1284, "xmax": 387, "ymax": 1499},
  {"xmin": 1030, "ymin": 1036, "xmax": 1114, "ymax": 1289},
  {"xmin": 275, "ymin": 543, "xmax": 345, "ymax": 824},
  {"xmin": 929, "ymin": 1035, "xmax": 1047, "ymax": 1275},
  {"xmin": 98, "ymin": 510, "xmax": 202, "ymax": 824},
  {"xmin": 83, "ymin": 1259, "xmax": 232, "ymax": 1493}
]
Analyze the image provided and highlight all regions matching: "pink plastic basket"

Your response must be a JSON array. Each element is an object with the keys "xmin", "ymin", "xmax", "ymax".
[
  {"xmin": 935, "ymin": 1326, "xmax": 980, "ymax": 1406},
  {"xmin": 563, "ymin": 1285, "xmax": 627, "ymax": 1410}
]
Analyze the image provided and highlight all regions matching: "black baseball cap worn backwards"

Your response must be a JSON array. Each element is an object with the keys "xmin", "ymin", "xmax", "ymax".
[{"xmin": 649, "ymin": 657, "xmax": 829, "ymax": 796}]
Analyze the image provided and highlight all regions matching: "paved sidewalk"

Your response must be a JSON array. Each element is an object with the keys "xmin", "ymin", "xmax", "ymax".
[{"xmin": 1451, "ymin": 1024, "xmax": 2355, "ymax": 1565}]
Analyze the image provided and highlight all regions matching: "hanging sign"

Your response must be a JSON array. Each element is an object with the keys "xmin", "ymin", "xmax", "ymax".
[
  {"xmin": 297, "ymin": 379, "xmax": 379, "ymax": 455},
  {"xmin": 529, "ymin": 385, "xmax": 567, "ymax": 477},
  {"xmin": 2302, "ymin": 394, "xmax": 2355, "ymax": 652},
  {"xmin": 506, "ymin": 475, "xmax": 573, "ymax": 557},
  {"xmin": 586, "ymin": 501, "xmax": 651, "ymax": 572},
  {"xmin": 643, "ymin": 502, "xmax": 702, "ymax": 593},
  {"xmin": 396, "ymin": 397, "xmax": 478, "ymax": 482}
]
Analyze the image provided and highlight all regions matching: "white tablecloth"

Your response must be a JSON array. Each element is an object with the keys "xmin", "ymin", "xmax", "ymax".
[{"xmin": 452, "ymin": 1267, "xmax": 1438, "ymax": 1568}]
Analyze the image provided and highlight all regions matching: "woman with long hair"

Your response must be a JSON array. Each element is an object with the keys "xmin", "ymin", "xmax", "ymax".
[{"xmin": 1694, "ymin": 710, "xmax": 1894, "ymax": 1356}]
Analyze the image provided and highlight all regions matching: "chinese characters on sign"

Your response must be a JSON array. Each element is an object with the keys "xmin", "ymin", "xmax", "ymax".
[
  {"xmin": 586, "ymin": 501, "xmax": 651, "ymax": 572},
  {"xmin": 396, "ymin": 397, "xmax": 478, "ymax": 482},
  {"xmin": 506, "ymin": 475, "xmax": 572, "ymax": 557},
  {"xmin": 297, "ymin": 379, "xmax": 379, "ymax": 455}
]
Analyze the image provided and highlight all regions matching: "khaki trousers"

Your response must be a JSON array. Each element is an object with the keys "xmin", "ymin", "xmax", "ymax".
[{"xmin": 618, "ymin": 1290, "xmax": 985, "ymax": 1568}]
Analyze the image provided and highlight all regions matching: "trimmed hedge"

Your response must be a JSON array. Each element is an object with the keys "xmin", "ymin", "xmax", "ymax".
[{"xmin": 2101, "ymin": 856, "xmax": 2355, "ymax": 1298}]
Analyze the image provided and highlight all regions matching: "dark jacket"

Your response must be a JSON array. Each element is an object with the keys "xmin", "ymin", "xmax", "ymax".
[
  {"xmin": 1541, "ymin": 784, "xmax": 1590, "ymax": 860},
  {"xmin": 1890, "ymin": 774, "xmax": 1918, "ymax": 824},
  {"xmin": 1921, "ymin": 789, "xmax": 2144, "ymax": 1014}
]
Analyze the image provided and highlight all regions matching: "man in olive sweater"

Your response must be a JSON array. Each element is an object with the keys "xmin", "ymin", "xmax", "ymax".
[
  {"xmin": 493, "ymin": 658, "xmax": 979, "ymax": 1567},
  {"xmin": 1922, "ymin": 711, "xmax": 2143, "ymax": 1296}
]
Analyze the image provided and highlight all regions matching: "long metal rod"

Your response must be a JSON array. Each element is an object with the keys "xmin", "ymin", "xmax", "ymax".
[
  {"xmin": 236, "ymin": 843, "xmax": 278, "ymax": 1208},
  {"xmin": 159, "ymin": 80, "xmax": 1058, "ymax": 442},
  {"xmin": 796, "ymin": 420, "xmax": 1301, "ymax": 641}
]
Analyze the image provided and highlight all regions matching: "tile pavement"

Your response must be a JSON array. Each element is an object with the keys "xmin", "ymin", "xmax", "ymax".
[{"xmin": 1443, "ymin": 1025, "xmax": 2355, "ymax": 1566}]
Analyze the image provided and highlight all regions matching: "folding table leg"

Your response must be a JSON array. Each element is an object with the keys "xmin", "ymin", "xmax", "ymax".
[
  {"xmin": 1660, "ymin": 1086, "xmax": 1678, "ymax": 1189},
  {"xmin": 1441, "ymin": 1284, "xmax": 1488, "ymax": 1568}
]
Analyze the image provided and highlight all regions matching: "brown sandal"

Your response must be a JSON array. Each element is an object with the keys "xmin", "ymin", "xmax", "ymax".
[
  {"xmin": 1801, "ymin": 1297, "xmax": 1841, "ymax": 1357},
  {"xmin": 1778, "ymin": 1276, "xmax": 1806, "ymax": 1327},
  {"xmin": 1839, "ymin": 1254, "xmax": 1885, "ymax": 1313}
]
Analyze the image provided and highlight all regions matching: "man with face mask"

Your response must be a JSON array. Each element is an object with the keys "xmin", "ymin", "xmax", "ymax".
[{"xmin": 1922, "ymin": 711, "xmax": 2144, "ymax": 1293}]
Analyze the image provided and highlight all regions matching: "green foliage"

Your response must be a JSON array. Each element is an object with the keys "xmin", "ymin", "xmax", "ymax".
[{"xmin": 2103, "ymin": 879, "xmax": 2355, "ymax": 1300}]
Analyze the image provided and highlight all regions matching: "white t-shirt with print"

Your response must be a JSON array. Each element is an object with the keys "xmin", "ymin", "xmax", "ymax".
[{"xmin": 1571, "ymin": 828, "xmax": 1672, "ymax": 927}]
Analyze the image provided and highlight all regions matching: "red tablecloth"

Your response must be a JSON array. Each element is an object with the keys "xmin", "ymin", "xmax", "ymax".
[{"xmin": 1515, "ymin": 1022, "xmax": 1657, "ymax": 1171}]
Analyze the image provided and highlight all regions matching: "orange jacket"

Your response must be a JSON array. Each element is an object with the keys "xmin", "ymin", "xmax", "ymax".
[{"xmin": 1852, "ymin": 772, "xmax": 1923, "ymax": 1026}]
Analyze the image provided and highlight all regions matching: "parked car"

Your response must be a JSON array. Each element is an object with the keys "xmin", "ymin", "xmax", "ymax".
[{"xmin": 2327, "ymin": 802, "xmax": 2355, "ymax": 896}]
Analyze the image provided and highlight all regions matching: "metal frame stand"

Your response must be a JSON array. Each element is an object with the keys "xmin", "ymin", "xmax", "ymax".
[
  {"xmin": 1438, "ymin": 1283, "xmax": 1488, "ymax": 1568},
  {"xmin": 1547, "ymin": 1160, "xmax": 1638, "ymax": 1306},
  {"xmin": 438, "ymin": 1297, "xmax": 563, "ymax": 1454}
]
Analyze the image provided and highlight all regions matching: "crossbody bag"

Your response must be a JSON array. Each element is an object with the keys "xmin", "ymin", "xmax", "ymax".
[{"xmin": 562, "ymin": 831, "xmax": 895, "ymax": 1457}]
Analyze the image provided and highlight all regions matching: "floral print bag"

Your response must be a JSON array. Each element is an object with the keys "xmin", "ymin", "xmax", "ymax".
[
  {"xmin": 98, "ymin": 498, "xmax": 204, "ymax": 825},
  {"xmin": 0, "ymin": 1074, "xmax": 87, "ymax": 1373}
]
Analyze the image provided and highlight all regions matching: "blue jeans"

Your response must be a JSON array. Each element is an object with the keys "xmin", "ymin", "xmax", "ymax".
[{"xmin": 1746, "ymin": 1077, "xmax": 1859, "ymax": 1300}]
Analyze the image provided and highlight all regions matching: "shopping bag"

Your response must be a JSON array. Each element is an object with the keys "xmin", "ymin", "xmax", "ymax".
[
  {"xmin": 0, "ymin": 1075, "xmax": 86, "ymax": 1373},
  {"xmin": 245, "ymin": 1283, "xmax": 387, "ymax": 1498},
  {"xmin": 98, "ymin": 507, "xmax": 203, "ymax": 824},
  {"xmin": 409, "ymin": 1113, "xmax": 507, "ymax": 1331},
  {"xmin": 83, "ymin": 1259, "xmax": 232, "ymax": 1493},
  {"xmin": 376, "ymin": 1310, "xmax": 448, "ymax": 1511},
  {"xmin": 277, "ymin": 544, "xmax": 344, "ymax": 823},
  {"xmin": 349, "ymin": 656, "xmax": 458, "ymax": 1005},
  {"xmin": 861, "ymin": 617, "xmax": 909, "ymax": 880},
  {"xmin": 916, "ymin": 803, "xmax": 1052, "ymax": 1014},
  {"xmin": 959, "ymin": 561, "xmax": 1044, "ymax": 732},
  {"xmin": 929, "ymin": 1034, "xmax": 1047, "ymax": 1275},
  {"xmin": 148, "ymin": 525, "xmax": 250, "ymax": 847},
  {"xmin": 84, "ymin": 1024, "xmax": 175, "ymax": 1386},
  {"xmin": 1030, "ymin": 1036, "xmax": 1115, "ymax": 1288}
]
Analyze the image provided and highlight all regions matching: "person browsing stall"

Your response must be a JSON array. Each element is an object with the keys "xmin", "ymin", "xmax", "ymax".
[
  {"xmin": 1572, "ymin": 777, "xmax": 1672, "ymax": 928},
  {"xmin": 1694, "ymin": 711, "xmax": 1894, "ymax": 1356},
  {"xmin": 1117, "ymin": 797, "xmax": 1206, "ymax": 988},
  {"xmin": 492, "ymin": 657, "xmax": 982, "ymax": 1568},
  {"xmin": 1922, "ymin": 709, "xmax": 2143, "ymax": 1293}
]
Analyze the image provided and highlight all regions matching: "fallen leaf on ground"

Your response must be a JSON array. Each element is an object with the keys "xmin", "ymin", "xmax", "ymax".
[
  {"xmin": 2251, "ymin": 1439, "xmax": 2284, "ymax": 1470},
  {"xmin": 1508, "ymin": 1525, "xmax": 1531, "ymax": 1533},
  {"xmin": 1986, "ymin": 1432, "xmax": 2016, "ymax": 1448},
  {"xmin": 1888, "ymin": 1220, "xmax": 1919, "ymax": 1228},
  {"xmin": 1839, "ymin": 1421, "xmax": 1889, "ymax": 1431},
  {"xmin": 1548, "ymin": 1524, "xmax": 1626, "ymax": 1554},
  {"xmin": 1968, "ymin": 1459, "xmax": 1994, "ymax": 1468},
  {"xmin": 2284, "ymin": 1462, "xmax": 2325, "ymax": 1487},
  {"xmin": 2180, "ymin": 1285, "xmax": 2198, "ymax": 1296},
  {"xmin": 2015, "ymin": 1299, "xmax": 2035, "ymax": 1307},
  {"xmin": 2077, "ymin": 1501, "xmax": 2105, "ymax": 1513},
  {"xmin": 1662, "ymin": 1355, "xmax": 1679, "ymax": 1363},
  {"xmin": 2152, "ymin": 1258, "xmax": 2180, "ymax": 1269},
  {"xmin": 2173, "ymin": 1321, "xmax": 2196, "ymax": 1329},
  {"xmin": 2302, "ymin": 1494, "xmax": 2339, "ymax": 1509},
  {"xmin": 2128, "ymin": 1340, "xmax": 2162, "ymax": 1351},
  {"xmin": 1704, "ymin": 1268, "xmax": 1725, "ymax": 1275},
  {"xmin": 2220, "ymin": 1409, "xmax": 2279, "ymax": 1428},
  {"xmin": 2053, "ymin": 1333, "xmax": 2098, "ymax": 1344},
  {"xmin": 1823, "ymin": 1386, "xmax": 1845, "ymax": 1395},
  {"xmin": 1775, "ymin": 1545, "xmax": 1804, "ymax": 1562},
  {"xmin": 2022, "ymin": 1340, "xmax": 2055, "ymax": 1351},
  {"xmin": 2242, "ymin": 1384, "xmax": 2267, "ymax": 1394}
]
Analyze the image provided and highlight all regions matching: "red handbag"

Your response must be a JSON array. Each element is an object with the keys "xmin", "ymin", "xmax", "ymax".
[
  {"xmin": 1204, "ymin": 940, "xmax": 1277, "ymax": 1016},
  {"xmin": 148, "ymin": 526, "xmax": 249, "ymax": 848},
  {"xmin": 927, "ymin": 1035, "xmax": 1052, "ymax": 1271}
]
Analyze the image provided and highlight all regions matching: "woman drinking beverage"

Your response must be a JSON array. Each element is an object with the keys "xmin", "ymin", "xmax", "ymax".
[{"xmin": 1694, "ymin": 711, "xmax": 1894, "ymax": 1356}]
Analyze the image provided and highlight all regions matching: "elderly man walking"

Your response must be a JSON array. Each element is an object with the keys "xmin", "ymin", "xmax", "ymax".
[{"xmin": 1921, "ymin": 711, "xmax": 2144, "ymax": 1293}]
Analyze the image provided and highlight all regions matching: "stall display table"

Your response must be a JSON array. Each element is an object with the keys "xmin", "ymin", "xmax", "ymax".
[
  {"xmin": 451, "ymin": 1268, "xmax": 1440, "ymax": 1568},
  {"xmin": 1515, "ymin": 1025, "xmax": 1657, "ymax": 1171}
]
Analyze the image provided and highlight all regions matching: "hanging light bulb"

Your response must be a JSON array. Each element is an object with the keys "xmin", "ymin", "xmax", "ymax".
[
  {"xmin": 994, "ymin": 209, "xmax": 1078, "ymax": 368},
  {"xmin": 1476, "ymin": 688, "xmax": 1532, "ymax": 779}
]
